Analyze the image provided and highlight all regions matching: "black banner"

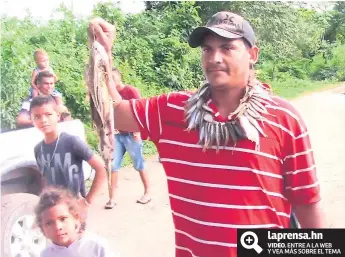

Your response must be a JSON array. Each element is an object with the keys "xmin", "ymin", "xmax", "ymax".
[{"xmin": 237, "ymin": 229, "xmax": 345, "ymax": 257}]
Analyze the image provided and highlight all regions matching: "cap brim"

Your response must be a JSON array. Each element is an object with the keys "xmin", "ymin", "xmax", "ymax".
[{"xmin": 188, "ymin": 27, "xmax": 243, "ymax": 48}]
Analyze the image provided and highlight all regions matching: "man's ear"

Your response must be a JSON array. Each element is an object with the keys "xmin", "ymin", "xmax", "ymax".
[{"xmin": 249, "ymin": 46, "xmax": 259, "ymax": 67}]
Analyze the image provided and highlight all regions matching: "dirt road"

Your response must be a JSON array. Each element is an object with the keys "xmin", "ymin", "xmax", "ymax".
[{"xmin": 87, "ymin": 88, "xmax": 345, "ymax": 257}]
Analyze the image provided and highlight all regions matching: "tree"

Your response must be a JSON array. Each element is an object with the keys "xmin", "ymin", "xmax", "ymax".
[{"xmin": 324, "ymin": 2, "xmax": 345, "ymax": 43}]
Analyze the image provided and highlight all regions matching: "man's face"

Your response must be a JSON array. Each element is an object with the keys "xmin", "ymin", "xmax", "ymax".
[
  {"xmin": 38, "ymin": 76, "xmax": 55, "ymax": 95},
  {"xmin": 201, "ymin": 34, "xmax": 258, "ymax": 89},
  {"xmin": 31, "ymin": 103, "xmax": 60, "ymax": 134},
  {"xmin": 40, "ymin": 203, "xmax": 80, "ymax": 247}
]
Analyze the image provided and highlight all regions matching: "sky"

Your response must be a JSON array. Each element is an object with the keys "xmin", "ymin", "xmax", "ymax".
[
  {"xmin": 1, "ymin": 0, "xmax": 146, "ymax": 20},
  {"xmin": 1, "ymin": 0, "xmax": 336, "ymax": 22}
]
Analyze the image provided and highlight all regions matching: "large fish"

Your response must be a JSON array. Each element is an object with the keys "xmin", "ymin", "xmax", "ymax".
[{"xmin": 85, "ymin": 40, "xmax": 114, "ymax": 173}]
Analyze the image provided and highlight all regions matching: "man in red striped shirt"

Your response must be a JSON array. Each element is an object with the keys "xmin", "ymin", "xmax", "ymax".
[{"xmin": 89, "ymin": 11, "xmax": 326, "ymax": 257}]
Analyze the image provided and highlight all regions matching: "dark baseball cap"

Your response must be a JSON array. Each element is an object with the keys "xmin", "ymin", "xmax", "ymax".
[{"xmin": 188, "ymin": 11, "xmax": 256, "ymax": 48}]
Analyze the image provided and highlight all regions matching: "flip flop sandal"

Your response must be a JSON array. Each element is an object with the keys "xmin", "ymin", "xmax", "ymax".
[
  {"xmin": 137, "ymin": 196, "xmax": 152, "ymax": 204},
  {"xmin": 104, "ymin": 200, "xmax": 116, "ymax": 209}
]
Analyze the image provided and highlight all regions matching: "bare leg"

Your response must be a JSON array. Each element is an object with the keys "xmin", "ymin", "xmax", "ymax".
[
  {"xmin": 105, "ymin": 134, "xmax": 124, "ymax": 209},
  {"xmin": 125, "ymin": 134, "xmax": 151, "ymax": 203},
  {"xmin": 109, "ymin": 172, "xmax": 119, "ymax": 201},
  {"xmin": 139, "ymin": 170, "xmax": 150, "ymax": 195},
  {"xmin": 137, "ymin": 170, "xmax": 151, "ymax": 204},
  {"xmin": 105, "ymin": 171, "xmax": 118, "ymax": 209}
]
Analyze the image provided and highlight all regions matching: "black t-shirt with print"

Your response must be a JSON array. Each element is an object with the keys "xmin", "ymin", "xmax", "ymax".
[{"xmin": 34, "ymin": 132, "xmax": 93, "ymax": 197}]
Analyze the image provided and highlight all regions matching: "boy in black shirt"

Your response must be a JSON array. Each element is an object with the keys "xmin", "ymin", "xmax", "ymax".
[{"xmin": 31, "ymin": 95, "xmax": 107, "ymax": 208}]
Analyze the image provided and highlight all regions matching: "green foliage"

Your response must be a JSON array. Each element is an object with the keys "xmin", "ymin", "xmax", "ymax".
[
  {"xmin": 1, "ymin": 1, "xmax": 344, "ymax": 158},
  {"xmin": 308, "ymin": 44, "xmax": 345, "ymax": 81},
  {"xmin": 1, "ymin": 5, "xmax": 91, "ymax": 130},
  {"xmin": 324, "ymin": 2, "xmax": 345, "ymax": 43}
]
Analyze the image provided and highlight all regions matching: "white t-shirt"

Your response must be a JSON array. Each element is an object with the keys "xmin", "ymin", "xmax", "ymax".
[{"xmin": 40, "ymin": 232, "xmax": 120, "ymax": 257}]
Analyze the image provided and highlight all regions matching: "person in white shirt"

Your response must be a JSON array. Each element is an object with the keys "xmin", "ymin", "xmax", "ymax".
[{"xmin": 35, "ymin": 186, "xmax": 120, "ymax": 257}]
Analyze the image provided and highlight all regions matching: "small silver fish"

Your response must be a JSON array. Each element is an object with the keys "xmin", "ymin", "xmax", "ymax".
[
  {"xmin": 199, "ymin": 122, "xmax": 206, "ymax": 144},
  {"xmin": 196, "ymin": 98, "xmax": 204, "ymax": 109},
  {"xmin": 223, "ymin": 123, "xmax": 230, "ymax": 148},
  {"xmin": 227, "ymin": 123, "xmax": 237, "ymax": 146},
  {"xmin": 195, "ymin": 110, "xmax": 202, "ymax": 126},
  {"xmin": 202, "ymin": 104, "xmax": 213, "ymax": 113},
  {"xmin": 246, "ymin": 104, "xmax": 262, "ymax": 119},
  {"xmin": 251, "ymin": 98, "xmax": 269, "ymax": 113},
  {"xmin": 204, "ymin": 113, "xmax": 214, "ymax": 122},
  {"xmin": 186, "ymin": 111, "xmax": 197, "ymax": 131},
  {"xmin": 234, "ymin": 120, "xmax": 245, "ymax": 139},
  {"xmin": 215, "ymin": 123, "xmax": 220, "ymax": 152},
  {"xmin": 198, "ymin": 84, "xmax": 209, "ymax": 98},
  {"xmin": 244, "ymin": 113, "xmax": 267, "ymax": 137}
]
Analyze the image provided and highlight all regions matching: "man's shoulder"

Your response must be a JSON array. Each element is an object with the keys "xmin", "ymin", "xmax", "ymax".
[
  {"xmin": 271, "ymin": 95, "xmax": 300, "ymax": 114},
  {"xmin": 268, "ymin": 94, "xmax": 308, "ymax": 133},
  {"xmin": 125, "ymin": 84, "xmax": 140, "ymax": 93},
  {"xmin": 140, "ymin": 90, "xmax": 194, "ymax": 109},
  {"xmin": 125, "ymin": 84, "xmax": 137, "ymax": 89},
  {"xmin": 166, "ymin": 90, "xmax": 194, "ymax": 104}
]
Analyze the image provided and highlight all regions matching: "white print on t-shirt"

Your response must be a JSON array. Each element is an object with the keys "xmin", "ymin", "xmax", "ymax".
[{"xmin": 37, "ymin": 152, "xmax": 79, "ymax": 185}]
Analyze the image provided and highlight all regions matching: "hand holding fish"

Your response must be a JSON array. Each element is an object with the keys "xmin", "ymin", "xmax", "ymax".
[
  {"xmin": 88, "ymin": 17, "xmax": 116, "ymax": 54},
  {"xmin": 86, "ymin": 18, "xmax": 116, "ymax": 174}
]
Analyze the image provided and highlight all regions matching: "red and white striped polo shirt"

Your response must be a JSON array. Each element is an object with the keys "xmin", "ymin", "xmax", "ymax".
[{"xmin": 129, "ymin": 90, "xmax": 320, "ymax": 257}]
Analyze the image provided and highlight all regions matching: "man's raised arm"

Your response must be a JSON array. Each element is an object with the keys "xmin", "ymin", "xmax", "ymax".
[{"xmin": 88, "ymin": 18, "xmax": 140, "ymax": 133}]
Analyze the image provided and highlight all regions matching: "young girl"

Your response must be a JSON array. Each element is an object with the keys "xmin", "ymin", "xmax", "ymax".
[
  {"xmin": 31, "ymin": 49, "xmax": 59, "ymax": 97},
  {"xmin": 35, "ymin": 186, "xmax": 120, "ymax": 257}
]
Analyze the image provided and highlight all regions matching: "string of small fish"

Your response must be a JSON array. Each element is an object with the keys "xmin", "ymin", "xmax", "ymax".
[
  {"xmin": 184, "ymin": 72, "xmax": 277, "ymax": 152},
  {"xmin": 85, "ymin": 34, "xmax": 115, "ymax": 173}
]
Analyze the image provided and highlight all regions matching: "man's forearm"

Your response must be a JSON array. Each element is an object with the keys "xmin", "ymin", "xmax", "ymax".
[
  {"xmin": 107, "ymin": 52, "xmax": 114, "ymax": 72},
  {"xmin": 294, "ymin": 201, "xmax": 328, "ymax": 228},
  {"xmin": 105, "ymin": 51, "xmax": 123, "ymax": 108}
]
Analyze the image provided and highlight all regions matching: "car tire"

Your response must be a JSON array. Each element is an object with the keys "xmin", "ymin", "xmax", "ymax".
[{"xmin": 1, "ymin": 193, "xmax": 47, "ymax": 257}]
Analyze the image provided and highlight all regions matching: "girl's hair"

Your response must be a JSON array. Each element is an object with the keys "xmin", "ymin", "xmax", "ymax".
[
  {"xmin": 33, "ymin": 49, "xmax": 48, "ymax": 60},
  {"xmin": 35, "ymin": 186, "xmax": 82, "ymax": 231}
]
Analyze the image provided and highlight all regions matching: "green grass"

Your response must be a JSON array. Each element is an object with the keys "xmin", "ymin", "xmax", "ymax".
[{"xmin": 270, "ymin": 79, "xmax": 342, "ymax": 99}]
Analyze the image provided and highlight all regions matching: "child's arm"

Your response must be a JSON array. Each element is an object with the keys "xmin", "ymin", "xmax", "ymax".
[
  {"xmin": 72, "ymin": 137, "xmax": 107, "ymax": 204},
  {"xmin": 31, "ymin": 70, "xmax": 39, "ymax": 91},
  {"xmin": 85, "ymin": 154, "xmax": 107, "ymax": 204}
]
